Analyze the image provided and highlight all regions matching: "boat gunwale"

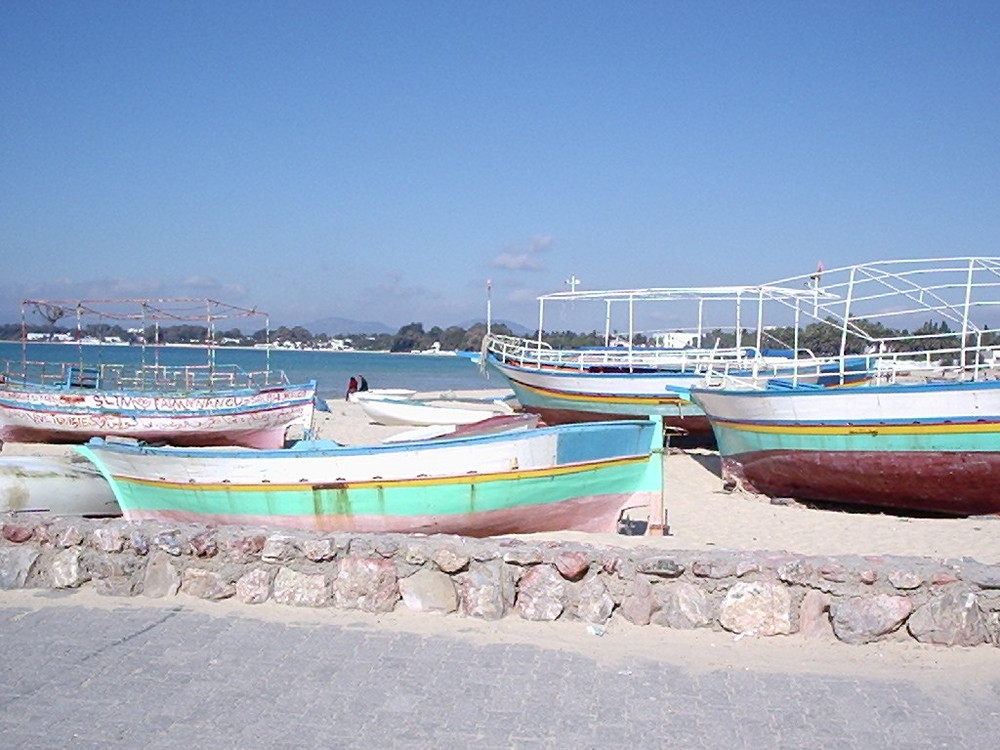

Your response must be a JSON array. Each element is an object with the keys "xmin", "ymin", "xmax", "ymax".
[{"xmin": 79, "ymin": 417, "xmax": 660, "ymax": 460}]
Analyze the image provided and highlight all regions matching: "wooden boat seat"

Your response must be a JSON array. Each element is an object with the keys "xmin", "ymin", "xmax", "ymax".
[{"xmin": 66, "ymin": 366, "xmax": 101, "ymax": 389}]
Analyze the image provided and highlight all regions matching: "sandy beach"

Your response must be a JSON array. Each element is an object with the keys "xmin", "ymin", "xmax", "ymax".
[
  {"xmin": 324, "ymin": 389, "xmax": 1000, "ymax": 565},
  {"xmin": 5, "ymin": 388, "xmax": 1000, "ymax": 683},
  {"xmin": 7, "ymin": 387, "xmax": 997, "ymax": 565}
]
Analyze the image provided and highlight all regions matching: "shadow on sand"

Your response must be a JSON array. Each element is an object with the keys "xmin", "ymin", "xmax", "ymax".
[{"xmin": 675, "ymin": 448, "xmax": 722, "ymax": 479}]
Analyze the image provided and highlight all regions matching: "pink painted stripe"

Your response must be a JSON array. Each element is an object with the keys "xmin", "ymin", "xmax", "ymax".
[{"xmin": 119, "ymin": 491, "xmax": 659, "ymax": 537}]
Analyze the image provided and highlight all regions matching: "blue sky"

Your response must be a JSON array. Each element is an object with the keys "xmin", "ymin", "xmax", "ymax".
[{"xmin": 2, "ymin": 2, "xmax": 999, "ymax": 332}]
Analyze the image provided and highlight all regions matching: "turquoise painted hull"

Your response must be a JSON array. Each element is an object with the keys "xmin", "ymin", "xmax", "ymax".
[
  {"xmin": 711, "ymin": 422, "xmax": 1000, "ymax": 456},
  {"xmin": 691, "ymin": 381, "xmax": 1000, "ymax": 515},
  {"xmin": 77, "ymin": 419, "xmax": 665, "ymax": 536},
  {"xmin": 91, "ymin": 459, "xmax": 660, "ymax": 535},
  {"xmin": 504, "ymin": 375, "xmax": 710, "ymax": 432}
]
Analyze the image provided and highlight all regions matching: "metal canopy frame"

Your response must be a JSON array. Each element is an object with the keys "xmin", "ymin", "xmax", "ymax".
[
  {"xmin": 761, "ymin": 257, "xmax": 1000, "ymax": 363},
  {"xmin": 533, "ymin": 284, "xmax": 841, "ymax": 355},
  {"xmin": 19, "ymin": 297, "xmax": 274, "ymax": 373}
]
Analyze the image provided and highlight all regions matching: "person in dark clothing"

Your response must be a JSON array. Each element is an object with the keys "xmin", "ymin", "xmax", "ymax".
[
  {"xmin": 346, "ymin": 376, "xmax": 359, "ymax": 400},
  {"xmin": 358, "ymin": 374, "xmax": 369, "ymax": 392}
]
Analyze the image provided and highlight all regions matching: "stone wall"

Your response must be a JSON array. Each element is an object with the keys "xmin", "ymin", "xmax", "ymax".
[{"xmin": 2, "ymin": 516, "xmax": 999, "ymax": 648}]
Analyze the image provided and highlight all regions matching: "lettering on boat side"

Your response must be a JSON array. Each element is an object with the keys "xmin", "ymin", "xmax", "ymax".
[{"xmin": 11, "ymin": 388, "xmax": 312, "ymax": 412}]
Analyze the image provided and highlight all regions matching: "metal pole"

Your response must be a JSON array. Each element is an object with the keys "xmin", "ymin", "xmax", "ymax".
[
  {"xmin": 486, "ymin": 279, "xmax": 492, "ymax": 335},
  {"xmin": 697, "ymin": 298, "xmax": 704, "ymax": 346},
  {"xmin": 961, "ymin": 259, "xmax": 974, "ymax": 372},
  {"xmin": 735, "ymin": 293, "xmax": 742, "ymax": 358},
  {"xmin": 793, "ymin": 299, "xmax": 801, "ymax": 385},
  {"xmin": 755, "ymin": 289, "xmax": 764, "ymax": 354},
  {"xmin": 536, "ymin": 299, "xmax": 544, "ymax": 350},
  {"xmin": 628, "ymin": 295, "xmax": 635, "ymax": 358},
  {"xmin": 646, "ymin": 421, "xmax": 669, "ymax": 536}
]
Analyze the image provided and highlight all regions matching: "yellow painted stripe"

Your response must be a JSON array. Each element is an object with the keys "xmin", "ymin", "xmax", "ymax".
[
  {"xmin": 518, "ymin": 381, "xmax": 688, "ymax": 407},
  {"xmin": 114, "ymin": 454, "xmax": 649, "ymax": 492},
  {"xmin": 721, "ymin": 420, "xmax": 1000, "ymax": 436}
]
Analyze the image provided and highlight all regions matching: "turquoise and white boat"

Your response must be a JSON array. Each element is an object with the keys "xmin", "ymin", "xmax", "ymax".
[
  {"xmin": 690, "ymin": 378, "xmax": 1000, "ymax": 516},
  {"xmin": 76, "ymin": 418, "xmax": 665, "ymax": 537},
  {"xmin": 690, "ymin": 256, "xmax": 1000, "ymax": 516},
  {"xmin": 484, "ymin": 353, "xmax": 712, "ymax": 430},
  {"xmin": 483, "ymin": 285, "xmax": 864, "ymax": 431}
]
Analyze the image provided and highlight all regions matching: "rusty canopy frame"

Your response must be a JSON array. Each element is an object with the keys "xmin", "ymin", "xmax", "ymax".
[{"xmin": 18, "ymin": 297, "xmax": 274, "ymax": 373}]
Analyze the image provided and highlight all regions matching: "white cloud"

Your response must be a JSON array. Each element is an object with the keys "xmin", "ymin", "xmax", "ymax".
[
  {"xmin": 492, "ymin": 252, "xmax": 545, "ymax": 270},
  {"xmin": 491, "ymin": 234, "xmax": 555, "ymax": 271},
  {"xmin": 179, "ymin": 275, "xmax": 249, "ymax": 298},
  {"xmin": 508, "ymin": 287, "xmax": 541, "ymax": 303}
]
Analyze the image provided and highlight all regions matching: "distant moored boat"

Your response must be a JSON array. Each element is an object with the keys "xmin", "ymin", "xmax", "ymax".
[{"xmin": 0, "ymin": 298, "xmax": 317, "ymax": 449}]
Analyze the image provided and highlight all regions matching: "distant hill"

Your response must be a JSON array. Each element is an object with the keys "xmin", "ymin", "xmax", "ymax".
[{"xmin": 300, "ymin": 316, "xmax": 394, "ymax": 336}]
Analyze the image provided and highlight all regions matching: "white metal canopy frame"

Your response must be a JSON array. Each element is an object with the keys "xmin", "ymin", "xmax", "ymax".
[
  {"xmin": 757, "ymin": 256, "xmax": 1000, "ymax": 370},
  {"xmin": 482, "ymin": 256, "xmax": 1000, "ymax": 389},
  {"xmin": 528, "ymin": 284, "xmax": 841, "ymax": 356}
]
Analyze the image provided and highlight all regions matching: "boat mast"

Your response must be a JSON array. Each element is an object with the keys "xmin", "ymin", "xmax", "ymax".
[
  {"xmin": 696, "ymin": 298, "xmax": 704, "ymax": 348},
  {"xmin": 734, "ymin": 292, "xmax": 742, "ymax": 358},
  {"xmin": 264, "ymin": 312, "xmax": 272, "ymax": 374},
  {"xmin": 627, "ymin": 294, "xmax": 637, "ymax": 367},
  {"xmin": 838, "ymin": 266, "xmax": 858, "ymax": 380},
  {"xmin": 604, "ymin": 299, "xmax": 612, "ymax": 346},
  {"xmin": 755, "ymin": 288, "xmax": 765, "ymax": 354},
  {"xmin": 961, "ymin": 258, "xmax": 975, "ymax": 372},
  {"xmin": 485, "ymin": 279, "xmax": 492, "ymax": 336},
  {"xmin": 536, "ymin": 299, "xmax": 545, "ymax": 350}
]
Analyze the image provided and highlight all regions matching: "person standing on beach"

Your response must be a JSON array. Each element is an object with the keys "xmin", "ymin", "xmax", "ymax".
[
  {"xmin": 358, "ymin": 375, "xmax": 368, "ymax": 392},
  {"xmin": 346, "ymin": 376, "xmax": 358, "ymax": 400}
]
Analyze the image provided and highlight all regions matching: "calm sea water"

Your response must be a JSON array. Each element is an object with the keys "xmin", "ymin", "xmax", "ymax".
[{"xmin": 0, "ymin": 342, "xmax": 503, "ymax": 400}]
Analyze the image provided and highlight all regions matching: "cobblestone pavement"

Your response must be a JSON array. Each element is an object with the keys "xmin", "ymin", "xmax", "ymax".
[{"xmin": 2, "ymin": 591, "xmax": 999, "ymax": 749}]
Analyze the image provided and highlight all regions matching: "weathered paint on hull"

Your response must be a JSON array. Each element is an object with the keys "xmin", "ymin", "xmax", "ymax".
[
  {"xmin": 0, "ymin": 420, "xmax": 295, "ymax": 449},
  {"xmin": 691, "ymin": 380, "xmax": 1000, "ymax": 437},
  {"xmin": 527, "ymin": 404, "xmax": 712, "ymax": 434},
  {"xmin": 505, "ymin": 379, "xmax": 712, "ymax": 433},
  {"xmin": 90, "ymin": 458, "xmax": 661, "ymax": 536},
  {"xmin": 723, "ymin": 449, "xmax": 1000, "ymax": 516},
  {"xmin": 691, "ymin": 380, "xmax": 1000, "ymax": 515},
  {"xmin": 115, "ymin": 491, "xmax": 658, "ymax": 536},
  {"xmin": 0, "ymin": 384, "xmax": 316, "ymax": 449},
  {"xmin": 0, "ymin": 456, "xmax": 120, "ymax": 516}
]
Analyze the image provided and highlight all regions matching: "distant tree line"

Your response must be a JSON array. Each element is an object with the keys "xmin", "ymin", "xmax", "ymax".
[
  {"xmin": 0, "ymin": 320, "xmax": 512, "ymax": 352},
  {"xmin": 0, "ymin": 322, "xmax": 266, "ymax": 347},
  {"xmin": 690, "ymin": 318, "xmax": 1000, "ymax": 356},
  {"xmin": 1, "ymin": 317, "xmax": 993, "ymax": 355}
]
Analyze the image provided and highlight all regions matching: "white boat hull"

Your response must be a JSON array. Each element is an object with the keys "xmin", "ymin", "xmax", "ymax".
[
  {"xmin": 76, "ymin": 419, "xmax": 664, "ymax": 536},
  {"xmin": 356, "ymin": 395, "xmax": 512, "ymax": 426},
  {"xmin": 0, "ymin": 455, "xmax": 120, "ymax": 516},
  {"xmin": 0, "ymin": 382, "xmax": 317, "ymax": 449}
]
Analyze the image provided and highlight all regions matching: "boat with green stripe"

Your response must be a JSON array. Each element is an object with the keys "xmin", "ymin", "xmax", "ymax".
[
  {"xmin": 690, "ymin": 256, "xmax": 1000, "ymax": 516},
  {"xmin": 76, "ymin": 418, "xmax": 665, "ymax": 537}
]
